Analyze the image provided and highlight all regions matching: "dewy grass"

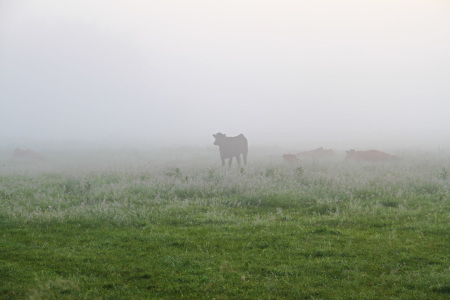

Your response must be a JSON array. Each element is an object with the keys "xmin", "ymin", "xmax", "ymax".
[{"xmin": 0, "ymin": 148, "xmax": 449, "ymax": 299}]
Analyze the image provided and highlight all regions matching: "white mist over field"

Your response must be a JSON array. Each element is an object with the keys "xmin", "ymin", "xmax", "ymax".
[{"xmin": 1, "ymin": 0, "xmax": 450, "ymax": 151}]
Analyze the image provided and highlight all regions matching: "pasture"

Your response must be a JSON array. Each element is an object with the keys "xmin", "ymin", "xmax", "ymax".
[{"xmin": 0, "ymin": 146, "xmax": 449, "ymax": 299}]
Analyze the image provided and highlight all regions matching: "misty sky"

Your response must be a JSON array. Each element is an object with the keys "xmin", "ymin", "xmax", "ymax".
[{"xmin": 1, "ymin": 0, "xmax": 450, "ymax": 148}]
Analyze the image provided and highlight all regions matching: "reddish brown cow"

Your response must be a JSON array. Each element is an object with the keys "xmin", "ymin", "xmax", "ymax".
[
  {"xmin": 282, "ymin": 154, "xmax": 300, "ymax": 163},
  {"xmin": 12, "ymin": 148, "xmax": 46, "ymax": 161},
  {"xmin": 296, "ymin": 147, "xmax": 336, "ymax": 158},
  {"xmin": 345, "ymin": 149, "xmax": 398, "ymax": 162}
]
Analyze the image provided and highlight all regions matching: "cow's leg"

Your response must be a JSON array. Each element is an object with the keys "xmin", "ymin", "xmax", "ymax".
[
  {"xmin": 235, "ymin": 155, "xmax": 241, "ymax": 166},
  {"xmin": 243, "ymin": 152, "xmax": 247, "ymax": 165},
  {"xmin": 228, "ymin": 157, "xmax": 233, "ymax": 167},
  {"xmin": 221, "ymin": 157, "xmax": 225, "ymax": 167}
]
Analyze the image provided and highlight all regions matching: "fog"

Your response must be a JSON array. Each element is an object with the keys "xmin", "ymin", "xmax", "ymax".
[{"xmin": 1, "ymin": 0, "xmax": 450, "ymax": 151}]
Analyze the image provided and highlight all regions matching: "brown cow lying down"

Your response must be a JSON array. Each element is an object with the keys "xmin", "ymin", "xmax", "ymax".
[
  {"xmin": 345, "ymin": 149, "xmax": 398, "ymax": 162},
  {"xmin": 282, "ymin": 154, "xmax": 301, "ymax": 163},
  {"xmin": 12, "ymin": 148, "xmax": 46, "ymax": 161},
  {"xmin": 296, "ymin": 147, "xmax": 336, "ymax": 158}
]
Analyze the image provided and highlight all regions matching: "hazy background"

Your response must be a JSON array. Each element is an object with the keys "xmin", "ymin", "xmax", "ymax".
[{"xmin": 1, "ymin": 0, "xmax": 450, "ymax": 151}]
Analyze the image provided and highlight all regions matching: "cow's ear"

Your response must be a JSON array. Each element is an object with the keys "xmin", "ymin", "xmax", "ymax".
[{"xmin": 213, "ymin": 134, "xmax": 216, "ymax": 137}]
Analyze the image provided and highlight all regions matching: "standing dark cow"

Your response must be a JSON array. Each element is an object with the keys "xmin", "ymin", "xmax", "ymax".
[
  {"xmin": 213, "ymin": 133, "xmax": 248, "ymax": 167},
  {"xmin": 345, "ymin": 149, "xmax": 399, "ymax": 162}
]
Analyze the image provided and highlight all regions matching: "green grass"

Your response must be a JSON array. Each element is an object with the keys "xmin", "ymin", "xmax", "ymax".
[{"xmin": 0, "ymin": 150, "xmax": 449, "ymax": 299}]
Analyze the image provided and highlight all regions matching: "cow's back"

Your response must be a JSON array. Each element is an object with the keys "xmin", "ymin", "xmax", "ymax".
[
  {"xmin": 220, "ymin": 134, "xmax": 247, "ymax": 157},
  {"xmin": 12, "ymin": 148, "xmax": 46, "ymax": 161},
  {"xmin": 346, "ymin": 150, "xmax": 397, "ymax": 162}
]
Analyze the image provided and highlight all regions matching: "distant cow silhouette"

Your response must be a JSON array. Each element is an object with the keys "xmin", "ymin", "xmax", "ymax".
[
  {"xmin": 345, "ymin": 149, "xmax": 398, "ymax": 162},
  {"xmin": 213, "ymin": 133, "xmax": 248, "ymax": 167},
  {"xmin": 12, "ymin": 148, "xmax": 46, "ymax": 161},
  {"xmin": 296, "ymin": 147, "xmax": 336, "ymax": 158},
  {"xmin": 282, "ymin": 154, "xmax": 300, "ymax": 163}
]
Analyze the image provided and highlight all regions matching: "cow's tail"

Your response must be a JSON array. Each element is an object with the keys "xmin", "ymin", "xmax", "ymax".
[{"xmin": 243, "ymin": 137, "xmax": 248, "ymax": 165}]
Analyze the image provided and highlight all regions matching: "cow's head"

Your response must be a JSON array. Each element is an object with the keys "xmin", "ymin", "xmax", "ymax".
[
  {"xmin": 213, "ymin": 133, "xmax": 226, "ymax": 145},
  {"xmin": 283, "ymin": 154, "xmax": 299, "ymax": 163}
]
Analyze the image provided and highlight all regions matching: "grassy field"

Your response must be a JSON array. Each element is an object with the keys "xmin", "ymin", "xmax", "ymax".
[{"xmin": 0, "ymin": 147, "xmax": 449, "ymax": 299}]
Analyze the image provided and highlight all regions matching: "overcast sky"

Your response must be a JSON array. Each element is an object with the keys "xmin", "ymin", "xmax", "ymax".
[{"xmin": 1, "ymin": 0, "xmax": 449, "ymax": 149}]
